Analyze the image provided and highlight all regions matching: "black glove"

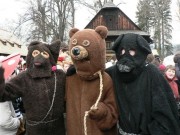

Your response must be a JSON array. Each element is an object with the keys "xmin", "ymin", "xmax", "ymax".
[{"xmin": 66, "ymin": 65, "xmax": 76, "ymax": 76}]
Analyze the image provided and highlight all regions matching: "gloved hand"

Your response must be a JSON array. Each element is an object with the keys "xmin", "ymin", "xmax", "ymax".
[
  {"xmin": 88, "ymin": 102, "xmax": 107, "ymax": 120},
  {"xmin": 66, "ymin": 65, "xmax": 76, "ymax": 76}
]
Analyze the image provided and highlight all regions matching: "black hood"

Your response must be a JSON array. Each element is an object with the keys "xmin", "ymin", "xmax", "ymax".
[{"xmin": 111, "ymin": 33, "xmax": 151, "ymax": 82}]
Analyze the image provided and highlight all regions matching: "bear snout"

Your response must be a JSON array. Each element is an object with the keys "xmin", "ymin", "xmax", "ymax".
[{"xmin": 70, "ymin": 46, "xmax": 88, "ymax": 60}]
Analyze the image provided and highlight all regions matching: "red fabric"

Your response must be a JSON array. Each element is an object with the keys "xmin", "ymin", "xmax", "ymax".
[
  {"xmin": 165, "ymin": 75, "xmax": 180, "ymax": 99},
  {"xmin": 58, "ymin": 57, "xmax": 64, "ymax": 62},
  {"xmin": 1, "ymin": 53, "xmax": 21, "ymax": 80}
]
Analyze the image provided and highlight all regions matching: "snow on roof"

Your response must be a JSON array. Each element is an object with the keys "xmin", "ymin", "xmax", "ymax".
[
  {"xmin": 0, "ymin": 29, "xmax": 23, "ymax": 45},
  {"xmin": 0, "ymin": 29, "xmax": 27, "ymax": 56}
]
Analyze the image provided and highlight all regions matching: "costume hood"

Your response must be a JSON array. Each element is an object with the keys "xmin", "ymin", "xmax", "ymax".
[
  {"xmin": 69, "ymin": 26, "xmax": 108, "ymax": 80},
  {"xmin": 26, "ymin": 40, "xmax": 61, "ymax": 78},
  {"xmin": 112, "ymin": 33, "xmax": 151, "ymax": 82}
]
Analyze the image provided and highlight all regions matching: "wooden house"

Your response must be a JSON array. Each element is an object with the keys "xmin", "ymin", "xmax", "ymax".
[{"xmin": 85, "ymin": 1, "xmax": 152, "ymax": 60}]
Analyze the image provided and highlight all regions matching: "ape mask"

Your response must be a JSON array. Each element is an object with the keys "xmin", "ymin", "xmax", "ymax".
[
  {"xmin": 112, "ymin": 33, "xmax": 151, "ymax": 82},
  {"xmin": 26, "ymin": 40, "xmax": 61, "ymax": 78}
]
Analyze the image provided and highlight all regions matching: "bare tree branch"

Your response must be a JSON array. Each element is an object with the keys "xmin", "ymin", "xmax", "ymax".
[{"xmin": 177, "ymin": 0, "xmax": 180, "ymax": 21}]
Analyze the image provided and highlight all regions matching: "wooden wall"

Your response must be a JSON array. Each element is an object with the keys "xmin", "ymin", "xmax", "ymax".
[{"xmin": 86, "ymin": 8, "xmax": 140, "ymax": 31}]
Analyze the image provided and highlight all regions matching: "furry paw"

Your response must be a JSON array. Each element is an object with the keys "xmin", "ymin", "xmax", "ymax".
[
  {"xmin": 0, "ymin": 64, "xmax": 5, "ymax": 99},
  {"xmin": 88, "ymin": 102, "xmax": 107, "ymax": 120}
]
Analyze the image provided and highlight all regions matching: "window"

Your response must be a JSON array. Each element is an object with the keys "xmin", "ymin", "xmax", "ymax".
[{"xmin": 106, "ymin": 41, "xmax": 113, "ymax": 50}]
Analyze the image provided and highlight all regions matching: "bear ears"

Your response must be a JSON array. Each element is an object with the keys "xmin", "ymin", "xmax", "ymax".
[
  {"xmin": 69, "ymin": 26, "xmax": 108, "ymax": 39},
  {"xmin": 94, "ymin": 26, "xmax": 108, "ymax": 39},
  {"xmin": 69, "ymin": 28, "xmax": 79, "ymax": 38}
]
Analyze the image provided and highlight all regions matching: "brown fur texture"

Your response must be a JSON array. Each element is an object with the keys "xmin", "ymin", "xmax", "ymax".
[
  {"xmin": 66, "ymin": 26, "xmax": 118, "ymax": 135},
  {"xmin": 0, "ymin": 40, "xmax": 66, "ymax": 135},
  {"xmin": 69, "ymin": 26, "xmax": 107, "ymax": 80}
]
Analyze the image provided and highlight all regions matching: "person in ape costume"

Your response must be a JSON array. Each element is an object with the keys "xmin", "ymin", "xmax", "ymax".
[
  {"xmin": 0, "ymin": 40, "xmax": 66, "ymax": 135},
  {"xmin": 106, "ymin": 33, "xmax": 180, "ymax": 135}
]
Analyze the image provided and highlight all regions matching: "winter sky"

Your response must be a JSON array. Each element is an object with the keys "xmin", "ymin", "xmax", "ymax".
[{"xmin": 0, "ymin": 0, "xmax": 179, "ymax": 45}]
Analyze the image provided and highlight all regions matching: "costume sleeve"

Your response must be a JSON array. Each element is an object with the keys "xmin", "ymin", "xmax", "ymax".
[
  {"xmin": 0, "ymin": 101, "xmax": 20, "ymax": 130},
  {"xmin": 0, "ymin": 72, "xmax": 25, "ymax": 101},
  {"xmin": 148, "ymin": 72, "xmax": 180, "ymax": 135},
  {"xmin": 0, "ymin": 67, "xmax": 5, "ymax": 99},
  {"xmin": 92, "ymin": 75, "xmax": 118, "ymax": 130}
]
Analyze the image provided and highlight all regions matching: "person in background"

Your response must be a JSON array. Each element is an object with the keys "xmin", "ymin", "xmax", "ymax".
[
  {"xmin": 57, "ymin": 42, "xmax": 73, "ymax": 73},
  {"xmin": 164, "ymin": 65, "xmax": 180, "ymax": 115},
  {"xmin": 22, "ymin": 61, "xmax": 27, "ymax": 71},
  {"xmin": 57, "ymin": 42, "xmax": 70, "ymax": 72},
  {"xmin": 105, "ymin": 55, "xmax": 117, "ymax": 69},
  {"xmin": 105, "ymin": 60, "xmax": 113, "ymax": 68},
  {"xmin": 0, "ymin": 101, "xmax": 20, "ymax": 135},
  {"xmin": 174, "ymin": 51, "xmax": 180, "ymax": 80},
  {"xmin": 12, "ymin": 97, "xmax": 26, "ymax": 135},
  {"xmin": 164, "ymin": 65, "xmax": 180, "ymax": 99},
  {"xmin": 57, "ymin": 56, "xmax": 65, "ymax": 70},
  {"xmin": 63, "ymin": 61, "xmax": 73, "ymax": 73},
  {"xmin": 146, "ymin": 53, "xmax": 166, "ymax": 75},
  {"xmin": 151, "ymin": 54, "xmax": 162, "ymax": 67},
  {"xmin": 158, "ymin": 64, "xmax": 166, "ymax": 75},
  {"xmin": 6, "ymin": 63, "xmax": 26, "ymax": 125},
  {"xmin": 146, "ymin": 53, "xmax": 155, "ymax": 64},
  {"xmin": 0, "ymin": 63, "xmax": 22, "ymax": 135}
]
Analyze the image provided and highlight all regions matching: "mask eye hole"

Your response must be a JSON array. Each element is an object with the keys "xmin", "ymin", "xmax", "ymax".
[
  {"xmin": 129, "ymin": 49, "xmax": 136, "ymax": 56},
  {"xmin": 41, "ymin": 51, "xmax": 49, "ymax": 58},
  {"xmin": 72, "ymin": 39, "xmax": 77, "ymax": 45},
  {"xmin": 82, "ymin": 40, "xmax": 90, "ymax": 46},
  {"xmin": 32, "ymin": 50, "xmax": 40, "ymax": 57},
  {"xmin": 121, "ymin": 49, "xmax": 125, "ymax": 55}
]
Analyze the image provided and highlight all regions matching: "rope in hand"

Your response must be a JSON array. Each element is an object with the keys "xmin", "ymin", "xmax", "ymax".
[{"xmin": 83, "ymin": 71, "xmax": 103, "ymax": 135}]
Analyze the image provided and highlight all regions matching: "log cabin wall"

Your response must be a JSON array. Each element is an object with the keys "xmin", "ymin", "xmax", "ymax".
[
  {"xmin": 85, "ymin": 2, "xmax": 152, "ymax": 61},
  {"xmin": 86, "ymin": 8, "xmax": 140, "ymax": 31}
]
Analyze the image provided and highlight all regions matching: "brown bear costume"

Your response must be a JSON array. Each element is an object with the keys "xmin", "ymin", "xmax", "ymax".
[
  {"xmin": 66, "ymin": 26, "xmax": 118, "ymax": 135},
  {"xmin": 0, "ymin": 40, "xmax": 66, "ymax": 135}
]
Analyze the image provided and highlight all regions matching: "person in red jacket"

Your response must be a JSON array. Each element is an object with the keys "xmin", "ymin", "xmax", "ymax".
[{"xmin": 164, "ymin": 65, "xmax": 180, "ymax": 113}]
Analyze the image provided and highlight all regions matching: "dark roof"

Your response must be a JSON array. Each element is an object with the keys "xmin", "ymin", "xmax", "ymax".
[
  {"xmin": 107, "ymin": 30, "xmax": 150, "ymax": 36},
  {"xmin": 102, "ymin": 1, "xmax": 118, "ymax": 9}
]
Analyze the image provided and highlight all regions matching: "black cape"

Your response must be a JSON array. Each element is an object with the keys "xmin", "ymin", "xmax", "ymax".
[{"xmin": 106, "ymin": 64, "xmax": 180, "ymax": 135}]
